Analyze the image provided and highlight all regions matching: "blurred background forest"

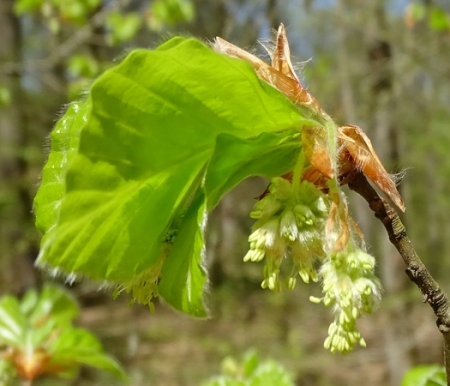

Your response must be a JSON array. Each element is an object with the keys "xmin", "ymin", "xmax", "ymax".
[{"xmin": 1, "ymin": 0, "xmax": 450, "ymax": 385}]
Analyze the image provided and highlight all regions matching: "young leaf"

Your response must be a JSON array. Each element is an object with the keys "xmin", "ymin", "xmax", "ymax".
[
  {"xmin": 205, "ymin": 130, "xmax": 303, "ymax": 210},
  {"xmin": 158, "ymin": 189, "xmax": 207, "ymax": 317},
  {"xmin": 0, "ymin": 297, "xmax": 27, "ymax": 348},
  {"xmin": 34, "ymin": 100, "xmax": 91, "ymax": 247},
  {"xmin": 34, "ymin": 37, "xmax": 306, "ymax": 312},
  {"xmin": 49, "ymin": 328, "xmax": 127, "ymax": 381},
  {"xmin": 26, "ymin": 283, "xmax": 79, "ymax": 326},
  {"xmin": 0, "ymin": 286, "xmax": 126, "ymax": 381}
]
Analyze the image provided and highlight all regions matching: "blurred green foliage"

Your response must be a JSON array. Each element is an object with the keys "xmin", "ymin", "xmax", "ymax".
[
  {"xmin": 0, "ymin": 86, "xmax": 11, "ymax": 107},
  {"xmin": 406, "ymin": 2, "xmax": 450, "ymax": 31},
  {"xmin": 105, "ymin": 11, "xmax": 142, "ymax": 46},
  {"xmin": 202, "ymin": 350, "xmax": 294, "ymax": 386},
  {"xmin": 0, "ymin": 284, "xmax": 126, "ymax": 383},
  {"xmin": 401, "ymin": 365, "xmax": 446, "ymax": 386},
  {"xmin": 13, "ymin": 0, "xmax": 195, "ymax": 99},
  {"xmin": 149, "ymin": 0, "xmax": 195, "ymax": 31}
]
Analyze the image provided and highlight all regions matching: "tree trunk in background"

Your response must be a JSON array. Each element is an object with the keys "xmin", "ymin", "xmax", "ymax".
[
  {"xmin": 335, "ymin": 0, "xmax": 373, "ymax": 241},
  {"xmin": 0, "ymin": 0, "xmax": 37, "ymax": 294},
  {"xmin": 421, "ymin": 0, "xmax": 446, "ymax": 277},
  {"xmin": 267, "ymin": 0, "xmax": 280, "ymax": 30},
  {"xmin": 364, "ymin": 1, "xmax": 411, "ymax": 384},
  {"xmin": 191, "ymin": 0, "xmax": 229, "ymax": 39}
]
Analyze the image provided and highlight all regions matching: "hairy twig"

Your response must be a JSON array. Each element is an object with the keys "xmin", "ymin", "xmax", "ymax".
[{"xmin": 348, "ymin": 172, "xmax": 450, "ymax": 384}]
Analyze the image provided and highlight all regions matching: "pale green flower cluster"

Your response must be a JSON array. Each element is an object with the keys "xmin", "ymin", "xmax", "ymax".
[
  {"xmin": 113, "ymin": 248, "xmax": 167, "ymax": 312},
  {"xmin": 244, "ymin": 177, "xmax": 328, "ymax": 291},
  {"xmin": 245, "ymin": 177, "xmax": 382, "ymax": 353},
  {"xmin": 310, "ymin": 249, "xmax": 381, "ymax": 352}
]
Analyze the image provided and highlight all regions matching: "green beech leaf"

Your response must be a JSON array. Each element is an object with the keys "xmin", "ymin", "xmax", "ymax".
[
  {"xmin": 35, "ymin": 37, "xmax": 307, "ymax": 315},
  {"xmin": 0, "ymin": 287, "xmax": 125, "ymax": 380},
  {"xmin": 19, "ymin": 288, "xmax": 39, "ymax": 314},
  {"xmin": 205, "ymin": 130, "xmax": 302, "ymax": 210},
  {"xmin": 26, "ymin": 284, "xmax": 79, "ymax": 325},
  {"xmin": 158, "ymin": 189, "xmax": 207, "ymax": 317},
  {"xmin": 49, "ymin": 328, "xmax": 127, "ymax": 381},
  {"xmin": 0, "ymin": 297, "xmax": 26, "ymax": 348},
  {"xmin": 34, "ymin": 100, "xmax": 91, "ymax": 240},
  {"xmin": 15, "ymin": 285, "xmax": 79, "ymax": 349}
]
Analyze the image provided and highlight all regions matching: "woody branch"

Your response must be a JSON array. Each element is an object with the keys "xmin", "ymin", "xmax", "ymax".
[{"xmin": 348, "ymin": 172, "xmax": 450, "ymax": 385}]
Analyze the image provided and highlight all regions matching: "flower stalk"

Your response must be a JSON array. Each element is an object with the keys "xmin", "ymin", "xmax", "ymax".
[{"xmin": 214, "ymin": 23, "xmax": 404, "ymax": 353}]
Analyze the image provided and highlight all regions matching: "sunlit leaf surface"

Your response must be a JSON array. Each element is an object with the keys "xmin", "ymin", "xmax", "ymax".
[{"xmin": 35, "ymin": 37, "xmax": 306, "ymax": 315}]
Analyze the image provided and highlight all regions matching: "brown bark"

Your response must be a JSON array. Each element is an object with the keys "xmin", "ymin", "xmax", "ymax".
[{"xmin": 349, "ymin": 172, "xmax": 450, "ymax": 385}]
